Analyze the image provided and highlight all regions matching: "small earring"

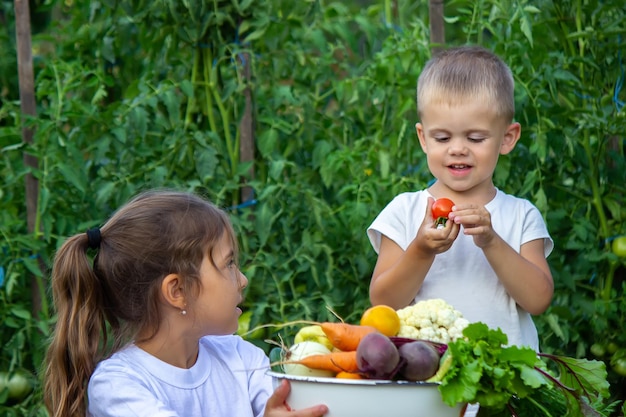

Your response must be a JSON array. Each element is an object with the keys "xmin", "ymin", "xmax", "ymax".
[{"xmin": 181, "ymin": 309, "xmax": 187, "ymax": 316}]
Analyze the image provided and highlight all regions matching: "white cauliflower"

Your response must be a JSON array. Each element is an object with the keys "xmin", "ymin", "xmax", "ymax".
[{"xmin": 396, "ymin": 298, "xmax": 469, "ymax": 344}]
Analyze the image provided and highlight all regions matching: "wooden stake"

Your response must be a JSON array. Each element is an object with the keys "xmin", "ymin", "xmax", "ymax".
[
  {"xmin": 14, "ymin": 0, "xmax": 42, "ymax": 316},
  {"xmin": 429, "ymin": 0, "xmax": 445, "ymax": 54},
  {"xmin": 238, "ymin": 51, "xmax": 255, "ymax": 205}
]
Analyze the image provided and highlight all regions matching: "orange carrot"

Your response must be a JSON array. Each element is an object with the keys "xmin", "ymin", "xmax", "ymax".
[
  {"xmin": 319, "ymin": 322, "xmax": 377, "ymax": 351},
  {"xmin": 335, "ymin": 371, "xmax": 365, "ymax": 379},
  {"xmin": 289, "ymin": 350, "xmax": 359, "ymax": 373}
]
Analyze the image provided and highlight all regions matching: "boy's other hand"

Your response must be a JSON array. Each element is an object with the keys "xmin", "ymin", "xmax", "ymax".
[{"xmin": 448, "ymin": 204, "xmax": 497, "ymax": 248}]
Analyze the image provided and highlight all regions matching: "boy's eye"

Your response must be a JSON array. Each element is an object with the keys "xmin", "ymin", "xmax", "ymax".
[
  {"xmin": 434, "ymin": 136, "xmax": 450, "ymax": 142},
  {"xmin": 468, "ymin": 136, "xmax": 486, "ymax": 142}
]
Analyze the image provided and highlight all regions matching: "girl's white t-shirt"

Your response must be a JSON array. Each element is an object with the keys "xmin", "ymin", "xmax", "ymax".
[
  {"xmin": 88, "ymin": 335, "xmax": 272, "ymax": 417},
  {"xmin": 367, "ymin": 189, "xmax": 553, "ymax": 351}
]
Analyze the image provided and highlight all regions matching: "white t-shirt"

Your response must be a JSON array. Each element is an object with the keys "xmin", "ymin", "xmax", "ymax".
[
  {"xmin": 88, "ymin": 335, "xmax": 272, "ymax": 417},
  {"xmin": 367, "ymin": 189, "xmax": 553, "ymax": 350}
]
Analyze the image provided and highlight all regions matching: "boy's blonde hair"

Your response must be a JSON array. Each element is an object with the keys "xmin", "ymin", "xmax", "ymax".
[{"xmin": 417, "ymin": 45, "xmax": 515, "ymax": 122}]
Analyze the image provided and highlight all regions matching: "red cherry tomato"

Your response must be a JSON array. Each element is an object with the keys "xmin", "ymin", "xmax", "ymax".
[{"xmin": 432, "ymin": 198, "xmax": 455, "ymax": 220}]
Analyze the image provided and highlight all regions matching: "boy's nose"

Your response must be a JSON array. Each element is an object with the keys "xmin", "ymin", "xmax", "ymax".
[{"xmin": 448, "ymin": 138, "xmax": 468, "ymax": 155}]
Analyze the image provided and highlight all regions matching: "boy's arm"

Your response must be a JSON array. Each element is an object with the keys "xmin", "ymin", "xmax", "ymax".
[
  {"xmin": 449, "ymin": 206, "xmax": 553, "ymax": 315},
  {"xmin": 369, "ymin": 235, "xmax": 434, "ymax": 309},
  {"xmin": 482, "ymin": 237, "xmax": 553, "ymax": 315},
  {"xmin": 369, "ymin": 199, "xmax": 460, "ymax": 309}
]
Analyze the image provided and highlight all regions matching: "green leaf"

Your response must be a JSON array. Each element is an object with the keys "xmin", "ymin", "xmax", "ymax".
[
  {"xmin": 532, "ymin": 187, "xmax": 548, "ymax": 214},
  {"xmin": 243, "ymin": 27, "xmax": 268, "ymax": 43},
  {"xmin": 164, "ymin": 89, "xmax": 181, "ymax": 126},
  {"xmin": 550, "ymin": 356, "xmax": 610, "ymax": 400},
  {"xmin": 11, "ymin": 307, "xmax": 32, "ymax": 321},
  {"xmin": 518, "ymin": 365, "xmax": 549, "ymax": 389},
  {"xmin": 500, "ymin": 345, "xmax": 541, "ymax": 366},
  {"xmin": 463, "ymin": 322, "xmax": 509, "ymax": 346},
  {"xmin": 439, "ymin": 359, "xmax": 481, "ymax": 405},
  {"xmin": 379, "ymin": 150, "xmax": 390, "ymax": 180},
  {"xmin": 180, "ymin": 80, "xmax": 194, "ymax": 98},
  {"xmin": 523, "ymin": 6, "xmax": 541, "ymax": 14},
  {"xmin": 22, "ymin": 256, "xmax": 43, "ymax": 278},
  {"xmin": 257, "ymin": 128, "xmax": 278, "ymax": 158},
  {"xmin": 96, "ymin": 182, "xmax": 117, "ymax": 207},
  {"xmin": 519, "ymin": 15, "xmax": 533, "ymax": 47},
  {"xmin": 57, "ymin": 163, "xmax": 87, "ymax": 194},
  {"xmin": 268, "ymin": 159, "xmax": 286, "ymax": 181},
  {"xmin": 91, "ymin": 85, "xmax": 108, "ymax": 105},
  {"xmin": 545, "ymin": 313, "xmax": 566, "ymax": 341},
  {"xmin": 254, "ymin": 202, "xmax": 284, "ymax": 247},
  {"xmin": 194, "ymin": 146, "xmax": 218, "ymax": 182}
]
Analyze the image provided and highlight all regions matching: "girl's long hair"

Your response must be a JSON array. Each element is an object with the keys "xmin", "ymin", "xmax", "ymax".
[{"xmin": 43, "ymin": 190, "xmax": 236, "ymax": 417}]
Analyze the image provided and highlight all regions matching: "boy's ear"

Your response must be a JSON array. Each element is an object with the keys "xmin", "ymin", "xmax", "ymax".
[
  {"xmin": 161, "ymin": 273, "xmax": 186, "ymax": 310},
  {"xmin": 416, "ymin": 123, "xmax": 428, "ymax": 152},
  {"xmin": 500, "ymin": 122, "xmax": 521, "ymax": 155}
]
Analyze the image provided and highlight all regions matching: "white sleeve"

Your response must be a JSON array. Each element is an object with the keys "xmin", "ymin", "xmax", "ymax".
[
  {"xmin": 88, "ymin": 368, "xmax": 179, "ymax": 417},
  {"xmin": 235, "ymin": 338, "xmax": 273, "ymax": 417},
  {"xmin": 521, "ymin": 202, "xmax": 554, "ymax": 257},
  {"xmin": 367, "ymin": 192, "xmax": 426, "ymax": 252}
]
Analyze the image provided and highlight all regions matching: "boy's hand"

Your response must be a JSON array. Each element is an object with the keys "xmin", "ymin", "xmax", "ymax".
[
  {"xmin": 447, "ymin": 204, "xmax": 497, "ymax": 248},
  {"xmin": 414, "ymin": 198, "xmax": 460, "ymax": 256},
  {"xmin": 264, "ymin": 380, "xmax": 328, "ymax": 417}
]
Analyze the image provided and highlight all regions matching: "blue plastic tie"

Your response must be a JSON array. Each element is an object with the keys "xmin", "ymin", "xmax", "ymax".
[
  {"xmin": 589, "ymin": 272, "xmax": 596, "ymax": 284},
  {"xmin": 614, "ymin": 35, "xmax": 624, "ymax": 112},
  {"xmin": 226, "ymin": 199, "xmax": 258, "ymax": 212}
]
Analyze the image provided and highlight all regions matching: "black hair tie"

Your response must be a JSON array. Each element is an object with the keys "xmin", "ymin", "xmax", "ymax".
[{"xmin": 86, "ymin": 228, "xmax": 102, "ymax": 249}]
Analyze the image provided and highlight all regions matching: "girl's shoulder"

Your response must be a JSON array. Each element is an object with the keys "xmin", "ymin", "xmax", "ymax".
[{"xmin": 200, "ymin": 335, "xmax": 268, "ymax": 360}]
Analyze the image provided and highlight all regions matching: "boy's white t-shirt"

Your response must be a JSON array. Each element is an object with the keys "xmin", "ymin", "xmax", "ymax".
[
  {"xmin": 87, "ymin": 335, "xmax": 272, "ymax": 417},
  {"xmin": 367, "ymin": 189, "xmax": 553, "ymax": 351}
]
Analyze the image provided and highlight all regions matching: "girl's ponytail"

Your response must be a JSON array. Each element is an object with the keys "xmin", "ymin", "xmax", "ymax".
[{"xmin": 43, "ymin": 233, "xmax": 106, "ymax": 417}]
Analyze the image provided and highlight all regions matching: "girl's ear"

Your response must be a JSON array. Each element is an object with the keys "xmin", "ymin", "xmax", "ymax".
[
  {"xmin": 161, "ymin": 273, "xmax": 186, "ymax": 310},
  {"xmin": 500, "ymin": 122, "xmax": 521, "ymax": 155}
]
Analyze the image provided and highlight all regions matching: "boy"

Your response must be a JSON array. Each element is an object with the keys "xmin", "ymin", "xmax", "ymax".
[{"xmin": 366, "ymin": 45, "xmax": 553, "ymax": 352}]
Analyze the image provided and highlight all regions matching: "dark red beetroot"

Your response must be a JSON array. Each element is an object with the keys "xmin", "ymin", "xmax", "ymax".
[
  {"xmin": 397, "ymin": 340, "xmax": 441, "ymax": 381},
  {"xmin": 390, "ymin": 336, "xmax": 448, "ymax": 356},
  {"xmin": 356, "ymin": 332, "xmax": 401, "ymax": 380}
]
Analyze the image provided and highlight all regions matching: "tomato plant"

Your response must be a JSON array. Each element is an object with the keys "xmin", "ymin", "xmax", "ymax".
[
  {"xmin": 613, "ymin": 358, "xmax": 626, "ymax": 377},
  {"xmin": 0, "ymin": 370, "xmax": 33, "ymax": 403},
  {"xmin": 612, "ymin": 236, "xmax": 626, "ymax": 258},
  {"xmin": 432, "ymin": 198, "xmax": 455, "ymax": 226},
  {"xmin": 590, "ymin": 343, "xmax": 606, "ymax": 358}
]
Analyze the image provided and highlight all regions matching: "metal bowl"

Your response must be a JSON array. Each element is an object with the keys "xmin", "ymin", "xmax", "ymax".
[{"xmin": 268, "ymin": 371, "xmax": 464, "ymax": 417}]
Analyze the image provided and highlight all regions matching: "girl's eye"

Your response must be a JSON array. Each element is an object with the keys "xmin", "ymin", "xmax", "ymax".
[{"xmin": 434, "ymin": 136, "xmax": 450, "ymax": 142}]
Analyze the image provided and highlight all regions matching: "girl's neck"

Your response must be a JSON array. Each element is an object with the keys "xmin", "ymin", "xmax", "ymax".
[{"xmin": 136, "ymin": 327, "xmax": 200, "ymax": 369}]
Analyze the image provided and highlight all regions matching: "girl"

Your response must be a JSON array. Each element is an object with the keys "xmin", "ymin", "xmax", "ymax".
[{"xmin": 43, "ymin": 190, "xmax": 327, "ymax": 417}]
